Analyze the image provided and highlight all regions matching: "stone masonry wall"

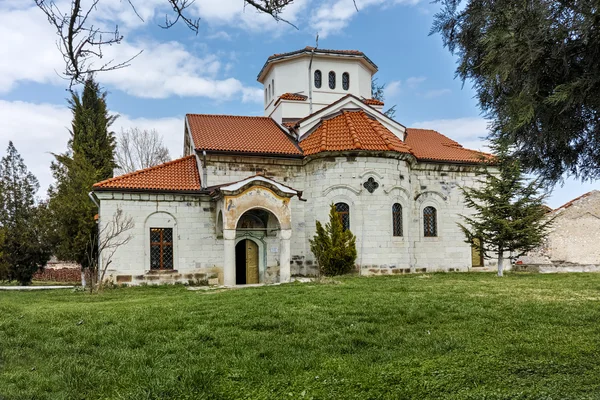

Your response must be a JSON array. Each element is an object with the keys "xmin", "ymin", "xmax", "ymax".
[{"xmin": 97, "ymin": 153, "xmax": 491, "ymax": 285}]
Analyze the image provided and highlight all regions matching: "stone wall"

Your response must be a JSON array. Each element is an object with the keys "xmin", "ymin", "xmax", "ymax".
[
  {"xmin": 96, "ymin": 152, "xmax": 491, "ymax": 285},
  {"xmin": 519, "ymin": 191, "xmax": 600, "ymax": 269}
]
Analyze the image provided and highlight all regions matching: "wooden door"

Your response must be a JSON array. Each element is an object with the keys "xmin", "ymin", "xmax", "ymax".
[
  {"xmin": 245, "ymin": 240, "xmax": 259, "ymax": 284},
  {"xmin": 471, "ymin": 238, "xmax": 483, "ymax": 267}
]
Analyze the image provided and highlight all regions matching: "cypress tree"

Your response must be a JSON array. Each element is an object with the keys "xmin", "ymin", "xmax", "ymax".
[
  {"xmin": 459, "ymin": 142, "xmax": 553, "ymax": 276},
  {"xmin": 49, "ymin": 76, "xmax": 117, "ymax": 271},
  {"xmin": 0, "ymin": 142, "xmax": 52, "ymax": 284},
  {"xmin": 310, "ymin": 204, "xmax": 357, "ymax": 276}
]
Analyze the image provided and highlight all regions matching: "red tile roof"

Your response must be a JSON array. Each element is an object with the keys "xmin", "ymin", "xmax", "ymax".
[
  {"xmin": 362, "ymin": 98, "xmax": 384, "ymax": 106},
  {"xmin": 300, "ymin": 110, "xmax": 412, "ymax": 156},
  {"xmin": 93, "ymin": 156, "xmax": 201, "ymax": 192},
  {"xmin": 258, "ymin": 47, "xmax": 377, "ymax": 81},
  {"xmin": 554, "ymin": 190, "xmax": 599, "ymax": 212},
  {"xmin": 278, "ymin": 93, "xmax": 308, "ymax": 101},
  {"xmin": 404, "ymin": 128, "xmax": 489, "ymax": 163},
  {"xmin": 187, "ymin": 114, "xmax": 302, "ymax": 156},
  {"xmin": 268, "ymin": 47, "xmax": 366, "ymax": 60}
]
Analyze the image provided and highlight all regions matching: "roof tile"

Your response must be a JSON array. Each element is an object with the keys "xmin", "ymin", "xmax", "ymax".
[
  {"xmin": 362, "ymin": 98, "xmax": 384, "ymax": 106},
  {"xmin": 278, "ymin": 92, "xmax": 308, "ymax": 101},
  {"xmin": 300, "ymin": 110, "xmax": 412, "ymax": 156},
  {"xmin": 187, "ymin": 114, "xmax": 302, "ymax": 156},
  {"xmin": 93, "ymin": 155, "xmax": 201, "ymax": 192},
  {"xmin": 405, "ymin": 128, "xmax": 489, "ymax": 163}
]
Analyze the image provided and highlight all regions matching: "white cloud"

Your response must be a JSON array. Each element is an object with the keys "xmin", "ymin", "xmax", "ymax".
[
  {"xmin": 422, "ymin": 88, "xmax": 451, "ymax": 98},
  {"xmin": 0, "ymin": 3, "xmax": 262, "ymax": 102},
  {"xmin": 311, "ymin": 0, "xmax": 420, "ymax": 38},
  {"xmin": 410, "ymin": 117, "xmax": 491, "ymax": 152},
  {"xmin": 194, "ymin": 0, "xmax": 309, "ymax": 33},
  {"xmin": 0, "ymin": 100, "xmax": 184, "ymax": 198},
  {"xmin": 384, "ymin": 80, "xmax": 401, "ymax": 98},
  {"xmin": 405, "ymin": 76, "xmax": 426, "ymax": 88},
  {"xmin": 0, "ymin": 6, "xmax": 64, "ymax": 92}
]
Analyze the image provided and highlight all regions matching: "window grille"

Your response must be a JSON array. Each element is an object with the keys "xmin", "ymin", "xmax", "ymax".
[
  {"xmin": 423, "ymin": 207, "xmax": 437, "ymax": 237},
  {"xmin": 150, "ymin": 228, "xmax": 174, "ymax": 270},
  {"xmin": 335, "ymin": 202, "xmax": 350, "ymax": 231},
  {"xmin": 314, "ymin": 70, "xmax": 322, "ymax": 88},
  {"xmin": 329, "ymin": 71, "xmax": 336, "ymax": 89},
  {"xmin": 342, "ymin": 72, "xmax": 350, "ymax": 90},
  {"xmin": 392, "ymin": 203, "xmax": 403, "ymax": 237}
]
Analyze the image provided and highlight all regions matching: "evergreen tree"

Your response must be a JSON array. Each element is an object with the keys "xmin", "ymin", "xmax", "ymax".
[
  {"xmin": 432, "ymin": 0, "xmax": 600, "ymax": 182},
  {"xmin": 0, "ymin": 142, "xmax": 52, "ymax": 284},
  {"xmin": 49, "ymin": 76, "xmax": 117, "ymax": 271},
  {"xmin": 459, "ymin": 142, "xmax": 552, "ymax": 277},
  {"xmin": 310, "ymin": 204, "xmax": 357, "ymax": 276}
]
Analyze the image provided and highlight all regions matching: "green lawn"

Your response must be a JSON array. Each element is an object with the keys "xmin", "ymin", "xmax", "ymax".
[{"xmin": 1, "ymin": 273, "xmax": 600, "ymax": 399}]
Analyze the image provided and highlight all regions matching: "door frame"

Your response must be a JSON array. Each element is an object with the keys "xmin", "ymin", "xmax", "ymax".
[{"xmin": 234, "ymin": 234, "xmax": 266, "ymax": 283}]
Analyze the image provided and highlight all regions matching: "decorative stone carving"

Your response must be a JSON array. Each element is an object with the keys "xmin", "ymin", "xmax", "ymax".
[{"xmin": 363, "ymin": 177, "xmax": 379, "ymax": 193}]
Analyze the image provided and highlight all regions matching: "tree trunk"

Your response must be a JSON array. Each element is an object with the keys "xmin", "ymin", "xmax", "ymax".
[
  {"xmin": 81, "ymin": 268, "xmax": 86, "ymax": 288},
  {"xmin": 497, "ymin": 250, "xmax": 504, "ymax": 277}
]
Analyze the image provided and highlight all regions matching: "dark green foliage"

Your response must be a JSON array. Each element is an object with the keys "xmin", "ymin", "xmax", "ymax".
[
  {"xmin": 2, "ymin": 274, "xmax": 600, "ymax": 398},
  {"xmin": 432, "ymin": 0, "xmax": 600, "ymax": 182},
  {"xmin": 371, "ymin": 78, "xmax": 397, "ymax": 119},
  {"xmin": 310, "ymin": 204, "xmax": 357, "ymax": 276},
  {"xmin": 459, "ymin": 142, "xmax": 552, "ymax": 276},
  {"xmin": 48, "ymin": 76, "xmax": 117, "ymax": 270},
  {"xmin": 0, "ymin": 142, "xmax": 52, "ymax": 284}
]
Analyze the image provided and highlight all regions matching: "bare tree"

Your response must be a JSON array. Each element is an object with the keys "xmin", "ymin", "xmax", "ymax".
[
  {"xmin": 87, "ymin": 207, "xmax": 134, "ymax": 292},
  {"xmin": 115, "ymin": 128, "xmax": 171, "ymax": 175},
  {"xmin": 35, "ymin": 0, "xmax": 296, "ymax": 89}
]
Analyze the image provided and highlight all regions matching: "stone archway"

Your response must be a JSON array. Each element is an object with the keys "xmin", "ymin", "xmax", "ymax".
[{"xmin": 213, "ymin": 176, "xmax": 302, "ymax": 286}]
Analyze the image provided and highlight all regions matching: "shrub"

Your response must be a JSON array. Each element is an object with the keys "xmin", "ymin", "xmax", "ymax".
[{"xmin": 310, "ymin": 204, "xmax": 357, "ymax": 276}]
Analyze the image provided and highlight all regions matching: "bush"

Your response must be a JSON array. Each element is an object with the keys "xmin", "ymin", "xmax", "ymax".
[{"xmin": 310, "ymin": 204, "xmax": 357, "ymax": 276}]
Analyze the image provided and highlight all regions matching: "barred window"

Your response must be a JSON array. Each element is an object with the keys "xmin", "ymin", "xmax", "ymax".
[
  {"xmin": 314, "ymin": 70, "xmax": 322, "ymax": 88},
  {"xmin": 423, "ymin": 207, "xmax": 437, "ymax": 237},
  {"xmin": 335, "ymin": 202, "xmax": 350, "ymax": 231},
  {"xmin": 329, "ymin": 71, "xmax": 336, "ymax": 89},
  {"xmin": 150, "ymin": 228, "xmax": 174, "ymax": 270},
  {"xmin": 392, "ymin": 203, "xmax": 403, "ymax": 237},
  {"xmin": 342, "ymin": 72, "xmax": 350, "ymax": 90}
]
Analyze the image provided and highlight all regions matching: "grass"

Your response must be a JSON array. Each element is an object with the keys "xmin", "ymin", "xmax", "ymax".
[{"xmin": 1, "ymin": 273, "xmax": 600, "ymax": 399}]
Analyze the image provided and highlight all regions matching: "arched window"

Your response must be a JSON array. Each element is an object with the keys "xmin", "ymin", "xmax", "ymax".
[
  {"xmin": 329, "ymin": 71, "xmax": 336, "ymax": 89},
  {"xmin": 272, "ymin": 79, "xmax": 275, "ymax": 95},
  {"xmin": 314, "ymin": 70, "xmax": 322, "ymax": 88},
  {"xmin": 264, "ymin": 88, "xmax": 267, "ymax": 104},
  {"xmin": 268, "ymin": 84, "xmax": 271, "ymax": 100},
  {"xmin": 342, "ymin": 72, "xmax": 350, "ymax": 90},
  {"xmin": 335, "ymin": 202, "xmax": 350, "ymax": 231},
  {"xmin": 423, "ymin": 206, "xmax": 437, "ymax": 237},
  {"xmin": 392, "ymin": 203, "xmax": 403, "ymax": 237}
]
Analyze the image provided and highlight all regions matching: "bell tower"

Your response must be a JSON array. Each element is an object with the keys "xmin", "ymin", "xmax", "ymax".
[{"xmin": 257, "ymin": 47, "xmax": 379, "ymax": 124}]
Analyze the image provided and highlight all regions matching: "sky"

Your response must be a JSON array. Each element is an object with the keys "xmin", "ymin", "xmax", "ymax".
[{"xmin": 0, "ymin": 0, "xmax": 596, "ymax": 209}]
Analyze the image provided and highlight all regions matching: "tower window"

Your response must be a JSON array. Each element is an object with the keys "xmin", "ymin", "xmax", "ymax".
[
  {"xmin": 272, "ymin": 79, "xmax": 275, "ymax": 96},
  {"xmin": 342, "ymin": 72, "xmax": 350, "ymax": 90},
  {"xmin": 314, "ymin": 70, "xmax": 322, "ymax": 88},
  {"xmin": 329, "ymin": 71, "xmax": 336, "ymax": 89}
]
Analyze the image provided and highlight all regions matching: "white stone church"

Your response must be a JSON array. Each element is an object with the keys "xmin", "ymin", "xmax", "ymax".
[{"xmin": 92, "ymin": 47, "xmax": 490, "ymax": 286}]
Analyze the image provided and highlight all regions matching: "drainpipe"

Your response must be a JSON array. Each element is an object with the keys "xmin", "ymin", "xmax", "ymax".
[
  {"xmin": 202, "ymin": 151, "xmax": 208, "ymax": 189},
  {"xmin": 87, "ymin": 191, "xmax": 100, "ymax": 289}
]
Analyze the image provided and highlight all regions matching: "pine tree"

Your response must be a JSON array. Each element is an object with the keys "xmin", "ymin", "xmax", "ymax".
[
  {"xmin": 459, "ymin": 142, "xmax": 552, "ymax": 276},
  {"xmin": 0, "ymin": 142, "xmax": 52, "ymax": 284},
  {"xmin": 49, "ymin": 76, "xmax": 117, "ymax": 271},
  {"xmin": 310, "ymin": 204, "xmax": 357, "ymax": 276}
]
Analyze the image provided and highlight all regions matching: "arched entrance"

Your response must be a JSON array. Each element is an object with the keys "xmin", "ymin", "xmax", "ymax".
[
  {"xmin": 214, "ymin": 176, "xmax": 303, "ymax": 286},
  {"xmin": 235, "ymin": 240, "xmax": 259, "ymax": 284}
]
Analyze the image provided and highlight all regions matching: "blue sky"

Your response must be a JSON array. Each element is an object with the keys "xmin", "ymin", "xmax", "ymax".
[{"xmin": 0, "ymin": 0, "xmax": 596, "ymax": 208}]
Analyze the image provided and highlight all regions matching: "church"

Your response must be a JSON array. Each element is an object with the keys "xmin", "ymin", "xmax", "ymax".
[{"xmin": 92, "ymin": 47, "xmax": 489, "ymax": 286}]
